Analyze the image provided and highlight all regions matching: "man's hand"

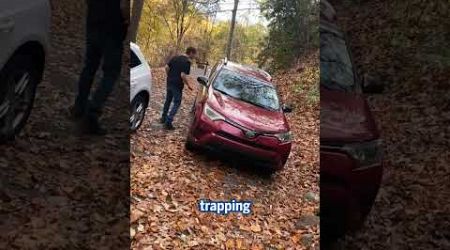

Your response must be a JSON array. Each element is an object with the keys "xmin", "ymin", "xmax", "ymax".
[
  {"xmin": 181, "ymin": 73, "xmax": 195, "ymax": 91},
  {"xmin": 185, "ymin": 77, "xmax": 195, "ymax": 91},
  {"xmin": 165, "ymin": 65, "xmax": 170, "ymax": 75}
]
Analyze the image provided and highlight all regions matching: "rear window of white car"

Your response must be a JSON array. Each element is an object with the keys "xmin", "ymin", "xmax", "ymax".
[{"xmin": 131, "ymin": 50, "xmax": 142, "ymax": 68}]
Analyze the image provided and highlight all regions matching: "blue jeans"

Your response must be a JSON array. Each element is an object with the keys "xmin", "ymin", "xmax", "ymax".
[{"xmin": 161, "ymin": 84, "xmax": 183, "ymax": 124}]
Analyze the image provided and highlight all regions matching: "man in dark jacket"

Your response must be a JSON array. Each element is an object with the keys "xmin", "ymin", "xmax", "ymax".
[
  {"xmin": 70, "ymin": 0, "xmax": 128, "ymax": 135},
  {"xmin": 160, "ymin": 47, "xmax": 197, "ymax": 130}
]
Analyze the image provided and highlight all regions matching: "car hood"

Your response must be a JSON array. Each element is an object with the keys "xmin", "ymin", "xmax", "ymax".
[
  {"xmin": 321, "ymin": 86, "xmax": 379, "ymax": 143},
  {"xmin": 207, "ymin": 90, "xmax": 289, "ymax": 133}
]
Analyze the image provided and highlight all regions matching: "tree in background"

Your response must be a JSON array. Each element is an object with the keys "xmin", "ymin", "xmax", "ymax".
[
  {"xmin": 131, "ymin": 0, "xmax": 145, "ymax": 42},
  {"xmin": 208, "ymin": 21, "xmax": 267, "ymax": 66},
  {"xmin": 137, "ymin": 0, "xmax": 219, "ymax": 65},
  {"xmin": 137, "ymin": 0, "xmax": 267, "ymax": 67},
  {"xmin": 259, "ymin": 0, "xmax": 319, "ymax": 71},
  {"xmin": 160, "ymin": 0, "xmax": 220, "ymax": 53}
]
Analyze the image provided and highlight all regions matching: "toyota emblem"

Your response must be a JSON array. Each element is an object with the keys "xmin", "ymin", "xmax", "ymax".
[{"xmin": 244, "ymin": 130, "xmax": 257, "ymax": 138}]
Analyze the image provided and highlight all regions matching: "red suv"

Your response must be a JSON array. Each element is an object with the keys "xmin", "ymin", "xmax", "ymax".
[
  {"xmin": 320, "ymin": 0, "xmax": 384, "ymax": 243},
  {"xmin": 185, "ymin": 60, "xmax": 292, "ymax": 173}
]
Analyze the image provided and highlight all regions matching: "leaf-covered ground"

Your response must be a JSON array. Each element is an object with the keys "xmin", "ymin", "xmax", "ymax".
[
  {"xmin": 1, "ymin": 1, "xmax": 129, "ymax": 248},
  {"xmin": 131, "ymin": 54, "xmax": 319, "ymax": 249},
  {"xmin": 331, "ymin": 1, "xmax": 449, "ymax": 249}
]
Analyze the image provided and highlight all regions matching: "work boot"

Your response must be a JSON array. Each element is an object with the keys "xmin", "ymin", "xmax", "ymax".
[
  {"xmin": 69, "ymin": 105, "xmax": 84, "ymax": 121},
  {"xmin": 76, "ymin": 115, "xmax": 106, "ymax": 136},
  {"xmin": 164, "ymin": 121, "xmax": 175, "ymax": 130}
]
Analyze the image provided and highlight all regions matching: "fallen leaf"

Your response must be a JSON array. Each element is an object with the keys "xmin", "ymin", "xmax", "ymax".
[{"xmin": 250, "ymin": 224, "xmax": 262, "ymax": 233}]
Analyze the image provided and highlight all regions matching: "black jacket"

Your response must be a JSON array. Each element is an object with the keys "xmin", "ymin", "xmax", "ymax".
[{"xmin": 86, "ymin": 0, "xmax": 127, "ymax": 40}]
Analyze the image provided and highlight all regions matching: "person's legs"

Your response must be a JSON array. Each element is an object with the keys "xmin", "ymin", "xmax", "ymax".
[
  {"xmin": 166, "ymin": 86, "xmax": 182, "ymax": 128},
  {"xmin": 85, "ymin": 36, "xmax": 123, "ymax": 131},
  {"xmin": 161, "ymin": 86, "xmax": 174, "ymax": 123},
  {"xmin": 72, "ymin": 32, "xmax": 103, "ymax": 117}
]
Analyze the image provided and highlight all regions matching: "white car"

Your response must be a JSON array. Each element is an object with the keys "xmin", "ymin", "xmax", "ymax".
[
  {"xmin": 0, "ymin": 0, "xmax": 50, "ymax": 142},
  {"xmin": 130, "ymin": 42, "xmax": 151, "ymax": 132}
]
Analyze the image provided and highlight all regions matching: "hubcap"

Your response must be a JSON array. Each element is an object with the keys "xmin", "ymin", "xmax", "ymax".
[
  {"xmin": 130, "ymin": 101, "xmax": 145, "ymax": 130},
  {"xmin": 0, "ymin": 71, "xmax": 32, "ymax": 137}
]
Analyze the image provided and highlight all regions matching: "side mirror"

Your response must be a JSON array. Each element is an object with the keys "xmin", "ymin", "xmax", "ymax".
[
  {"xmin": 362, "ymin": 73, "xmax": 384, "ymax": 94},
  {"xmin": 282, "ymin": 104, "xmax": 293, "ymax": 113},
  {"xmin": 197, "ymin": 76, "xmax": 208, "ymax": 86}
]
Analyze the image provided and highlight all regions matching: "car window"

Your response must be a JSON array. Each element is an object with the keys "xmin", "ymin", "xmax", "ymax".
[
  {"xmin": 130, "ymin": 50, "xmax": 142, "ymax": 68},
  {"xmin": 213, "ymin": 69, "xmax": 280, "ymax": 110},
  {"xmin": 320, "ymin": 27, "xmax": 356, "ymax": 92}
]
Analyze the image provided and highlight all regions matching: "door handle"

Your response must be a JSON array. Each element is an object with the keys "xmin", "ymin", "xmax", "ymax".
[{"xmin": 0, "ymin": 19, "xmax": 15, "ymax": 33}]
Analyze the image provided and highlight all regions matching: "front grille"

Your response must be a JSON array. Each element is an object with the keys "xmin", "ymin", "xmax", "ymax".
[
  {"xmin": 205, "ymin": 142, "xmax": 275, "ymax": 167},
  {"xmin": 215, "ymin": 131, "xmax": 273, "ymax": 151}
]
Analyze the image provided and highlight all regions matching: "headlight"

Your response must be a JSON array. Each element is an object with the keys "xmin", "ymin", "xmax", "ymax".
[
  {"xmin": 203, "ymin": 104, "xmax": 225, "ymax": 121},
  {"xmin": 342, "ymin": 139, "xmax": 383, "ymax": 170},
  {"xmin": 272, "ymin": 131, "xmax": 292, "ymax": 143}
]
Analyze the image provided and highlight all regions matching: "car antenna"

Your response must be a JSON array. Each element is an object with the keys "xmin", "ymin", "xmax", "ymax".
[{"xmin": 224, "ymin": 57, "xmax": 228, "ymax": 65}]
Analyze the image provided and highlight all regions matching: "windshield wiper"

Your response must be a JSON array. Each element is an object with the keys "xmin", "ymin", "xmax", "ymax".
[
  {"xmin": 233, "ymin": 94, "xmax": 278, "ymax": 111},
  {"xmin": 214, "ymin": 87, "xmax": 278, "ymax": 111},
  {"xmin": 213, "ymin": 87, "xmax": 233, "ymax": 98},
  {"xmin": 247, "ymin": 101, "xmax": 277, "ymax": 111}
]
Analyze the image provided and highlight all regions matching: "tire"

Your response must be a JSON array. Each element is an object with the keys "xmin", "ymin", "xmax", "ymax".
[
  {"xmin": 0, "ymin": 54, "xmax": 41, "ymax": 143},
  {"xmin": 185, "ymin": 115, "xmax": 199, "ymax": 151},
  {"xmin": 260, "ymin": 166, "xmax": 277, "ymax": 176},
  {"xmin": 185, "ymin": 134, "xmax": 198, "ymax": 151},
  {"xmin": 130, "ymin": 94, "xmax": 148, "ymax": 132},
  {"xmin": 320, "ymin": 187, "xmax": 361, "ymax": 243}
]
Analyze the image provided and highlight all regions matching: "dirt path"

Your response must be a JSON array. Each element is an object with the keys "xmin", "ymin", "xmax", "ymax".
[{"xmin": 131, "ymin": 67, "xmax": 319, "ymax": 249}]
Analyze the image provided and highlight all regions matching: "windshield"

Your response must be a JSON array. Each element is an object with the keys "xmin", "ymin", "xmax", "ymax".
[
  {"xmin": 213, "ymin": 69, "xmax": 280, "ymax": 110},
  {"xmin": 320, "ymin": 27, "xmax": 356, "ymax": 92}
]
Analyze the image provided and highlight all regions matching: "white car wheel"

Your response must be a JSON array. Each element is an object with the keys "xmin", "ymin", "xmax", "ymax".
[
  {"xmin": 0, "ymin": 54, "xmax": 40, "ymax": 142},
  {"xmin": 130, "ymin": 94, "xmax": 147, "ymax": 132}
]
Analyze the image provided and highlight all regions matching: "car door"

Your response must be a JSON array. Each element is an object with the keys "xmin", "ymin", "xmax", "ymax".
[
  {"xmin": 0, "ymin": 0, "xmax": 20, "ymax": 127},
  {"xmin": 130, "ymin": 48, "xmax": 145, "ymax": 102},
  {"xmin": 0, "ymin": 0, "xmax": 49, "ymax": 70},
  {"xmin": 201, "ymin": 63, "xmax": 220, "ymax": 104},
  {"xmin": 193, "ymin": 62, "xmax": 219, "ymax": 113}
]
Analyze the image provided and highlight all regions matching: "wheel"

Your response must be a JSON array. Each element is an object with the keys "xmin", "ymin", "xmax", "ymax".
[
  {"xmin": 184, "ymin": 129, "xmax": 200, "ymax": 151},
  {"xmin": 320, "ymin": 185, "xmax": 362, "ymax": 243},
  {"xmin": 0, "ymin": 54, "xmax": 41, "ymax": 142},
  {"xmin": 185, "ymin": 116, "xmax": 199, "ymax": 151},
  {"xmin": 260, "ymin": 166, "xmax": 277, "ymax": 176},
  {"xmin": 185, "ymin": 137, "xmax": 196, "ymax": 151},
  {"xmin": 130, "ymin": 94, "xmax": 148, "ymax": 132}
]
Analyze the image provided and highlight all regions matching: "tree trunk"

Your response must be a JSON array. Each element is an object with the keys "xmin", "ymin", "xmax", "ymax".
[
  {"xmin": 225, "ymin": 0, "xmax": 239, "ymax": 60},
  {"xmin": 130, "ymin": 0, "xmax": 145, "ymax": 43}
]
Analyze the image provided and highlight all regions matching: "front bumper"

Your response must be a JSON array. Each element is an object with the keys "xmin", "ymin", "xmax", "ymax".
[
  {"xmin": 191, "ymin": 115, "xmax": 292, "ymax": 170},
  {"xmin": 320, "ymin": 149, "xmax": 383, "ymax": 239}
]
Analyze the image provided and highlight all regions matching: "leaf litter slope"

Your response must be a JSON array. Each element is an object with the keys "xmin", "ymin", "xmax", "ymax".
[
  {"xmin": 1, "ymin": 0, "xmax": 129, "ymax": 249},
  {"xmin": 131, "ymin": 56, "xmax": 319, "ymax": 249},
  {"xmin": 332, "ymin": 1, "xmax": 449, "ymax": 249}
]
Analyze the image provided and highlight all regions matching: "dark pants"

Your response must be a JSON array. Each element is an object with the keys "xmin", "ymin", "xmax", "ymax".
[
  {"xmin": 74, "ymin": 29, "xmax": 124, "ymax": 120},
  {"xmin": 161, "ymin": 84, "xmax": 183, "ymax": 124}
]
